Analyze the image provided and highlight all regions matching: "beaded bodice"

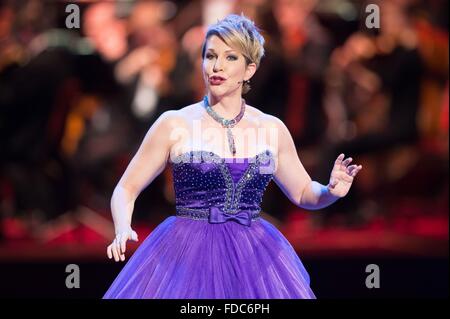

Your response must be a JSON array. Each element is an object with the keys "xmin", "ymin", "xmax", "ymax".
[{"xmin": 170, "ymin": 150, "xmax": 275, "ymax": 221}]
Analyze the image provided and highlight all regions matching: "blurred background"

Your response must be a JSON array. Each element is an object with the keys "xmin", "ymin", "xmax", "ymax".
[{"xmin": 0, "ymin": 0, "xmax": 448, "ymax": 298}]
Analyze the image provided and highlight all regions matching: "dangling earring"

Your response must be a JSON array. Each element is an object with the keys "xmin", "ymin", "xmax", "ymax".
[{"xmin": 241, "ymin": 79, "xmax": 251, "ymax": 94}]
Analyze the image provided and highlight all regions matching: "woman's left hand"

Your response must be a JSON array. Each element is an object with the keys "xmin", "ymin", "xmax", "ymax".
[{"xmin": 327, "ymin": 153, "xmax": 362, "ymax": 198}]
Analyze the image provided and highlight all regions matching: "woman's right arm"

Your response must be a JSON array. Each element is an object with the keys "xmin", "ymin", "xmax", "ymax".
[{"xmin": 107, "ymin": 110, "xmax": 180, "ymax": 262}]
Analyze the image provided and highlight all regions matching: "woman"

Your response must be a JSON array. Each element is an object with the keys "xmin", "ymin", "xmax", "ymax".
[{"xmin": 103, "ymin": 14, "xmax": 362, "ymax": 299}]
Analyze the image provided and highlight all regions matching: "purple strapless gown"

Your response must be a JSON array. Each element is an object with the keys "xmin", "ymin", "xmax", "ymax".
[{"xmin": 103, "ymin": 150, "xmax": 316, "ymax": 299}]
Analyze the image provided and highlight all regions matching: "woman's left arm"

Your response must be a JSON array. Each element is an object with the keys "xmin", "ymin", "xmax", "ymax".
[{"xmin": 271, "ymin": 117, "xmax": 362, "ymax": 210}]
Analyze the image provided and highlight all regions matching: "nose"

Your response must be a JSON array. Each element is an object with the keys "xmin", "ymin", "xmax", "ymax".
[{"xmin": 213, "ymin": 57, "xmax": 223, "ymax": 72}]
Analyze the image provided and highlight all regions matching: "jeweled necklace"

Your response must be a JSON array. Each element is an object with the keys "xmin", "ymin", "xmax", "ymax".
[{"xmin": 203, "ymin": 95, "xmax": 245, "ymax": 156}]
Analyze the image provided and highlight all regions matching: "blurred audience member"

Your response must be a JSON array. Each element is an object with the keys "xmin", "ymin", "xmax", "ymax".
[
  {"xmin": 318, "ymin": 0, "xmax": 446, "ymax": 226},
  {"xmin": 273, "ymin": 0, "xmax": 333, "ymax": 150}
]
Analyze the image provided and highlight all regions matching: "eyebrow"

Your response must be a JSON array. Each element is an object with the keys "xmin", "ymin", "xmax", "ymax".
[{"xmin": 206, "ymin": 49, "xmax": 237, "ymax": 53}]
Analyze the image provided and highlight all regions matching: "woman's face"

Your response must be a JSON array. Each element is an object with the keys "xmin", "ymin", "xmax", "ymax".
[{"xmin": 202, "ymin": 35, "xmax": 256, "ymax": 98}]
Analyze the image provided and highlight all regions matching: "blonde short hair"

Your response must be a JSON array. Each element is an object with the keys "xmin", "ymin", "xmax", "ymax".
[{"xmin": 201, "ymin": 13, "xmax": 265, "ymax": 94}]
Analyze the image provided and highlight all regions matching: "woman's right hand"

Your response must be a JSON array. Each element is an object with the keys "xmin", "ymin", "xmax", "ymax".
[
  {"xmin": 105, "ymin": 111, "xmax": 175, "ymax": 262},
  {"xmin": 107, "ymin": 226, "xmax": 139, "ymax": 262}
]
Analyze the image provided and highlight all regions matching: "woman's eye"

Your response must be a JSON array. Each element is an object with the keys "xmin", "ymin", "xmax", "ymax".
[{"xmin": 205, "ymin": 54, "xmax": 236, "ymax": 60}]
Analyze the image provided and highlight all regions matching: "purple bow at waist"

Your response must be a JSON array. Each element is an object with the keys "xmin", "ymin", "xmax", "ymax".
[{"xmin": 208, "ymin": 206, "xmax": 254, "ymax": 226}]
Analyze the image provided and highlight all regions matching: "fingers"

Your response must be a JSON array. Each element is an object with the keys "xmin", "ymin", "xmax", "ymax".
[
  {"xmin": 337, "ymin": 171, "xmax": 354, "ymax": 183},
  {"xmin": 120, "ymin": 235, "xmax": 127, "ymax": 255},
  {"xmin": 119, "ymin": 239, "xmax": 126, "ymax": 262},
  {"xmin": 107, "ymin": 244, "xmax": 112, "ymax": 259},
  {"xmin": 131, "ymin": 230, "xmax": 139, "ymax": 242},
  {"xmin": 116, "ymin": 234, "xmax": 125, "ymax": 262},
  {"xmin": 336, "ymin": 154, "xmax": 363, "ymax": 176},
  {"xmin": 335, "ymin": 153, "xmax": 345, "ymax": 167},
  {"xmin": 335, "ymin": 165, "xmax": 363, "ymax": 182},
  {"xmin": 331, "ymin": 170, "xmax": 354, "ymax": 184},
  {"xmin": 342, "ymin": 157, "xmax": 353, "ymax": 168},
  {"xmin": 109, "ymin": 236, "xmax": 124, "ymax": 262},
  {"xmin": 355, "ymin": 166, "xmax": 362, "ymax": 176},
  {"xmin": 115, "ymin": 234, "xmax": 121, "ymax": 253},
  {"xmin": 107, "ymin": 229, "xmax": 139, "ymax": 262},
  {"xmin": 335, "ymin": 154, "xmax": 353, "ymax": 174},
  {"xmin": 348, "ymin": 164, "xmax": 363, "ymax": 176},
  {"xmin": 346, "ymin": 165, "xmax": 357, "ymax": 177},
  {"xmin": 112, "ymin": 239, "xmax": 120, "ymax": 261}
]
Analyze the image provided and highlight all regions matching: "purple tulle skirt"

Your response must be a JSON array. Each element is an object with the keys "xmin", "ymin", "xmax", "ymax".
[{"xmin": 103, "ymin": 216, "xmax": 316, "ymax": 299}]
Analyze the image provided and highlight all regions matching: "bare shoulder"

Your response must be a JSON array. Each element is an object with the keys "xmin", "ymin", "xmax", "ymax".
[
  {"xmin": 156, "ymin": 102, "xmax": 203, "ymax": 130},
  {"xmin": 245, "ymin": 104, "xmax": 285, "ymax": 131}
]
